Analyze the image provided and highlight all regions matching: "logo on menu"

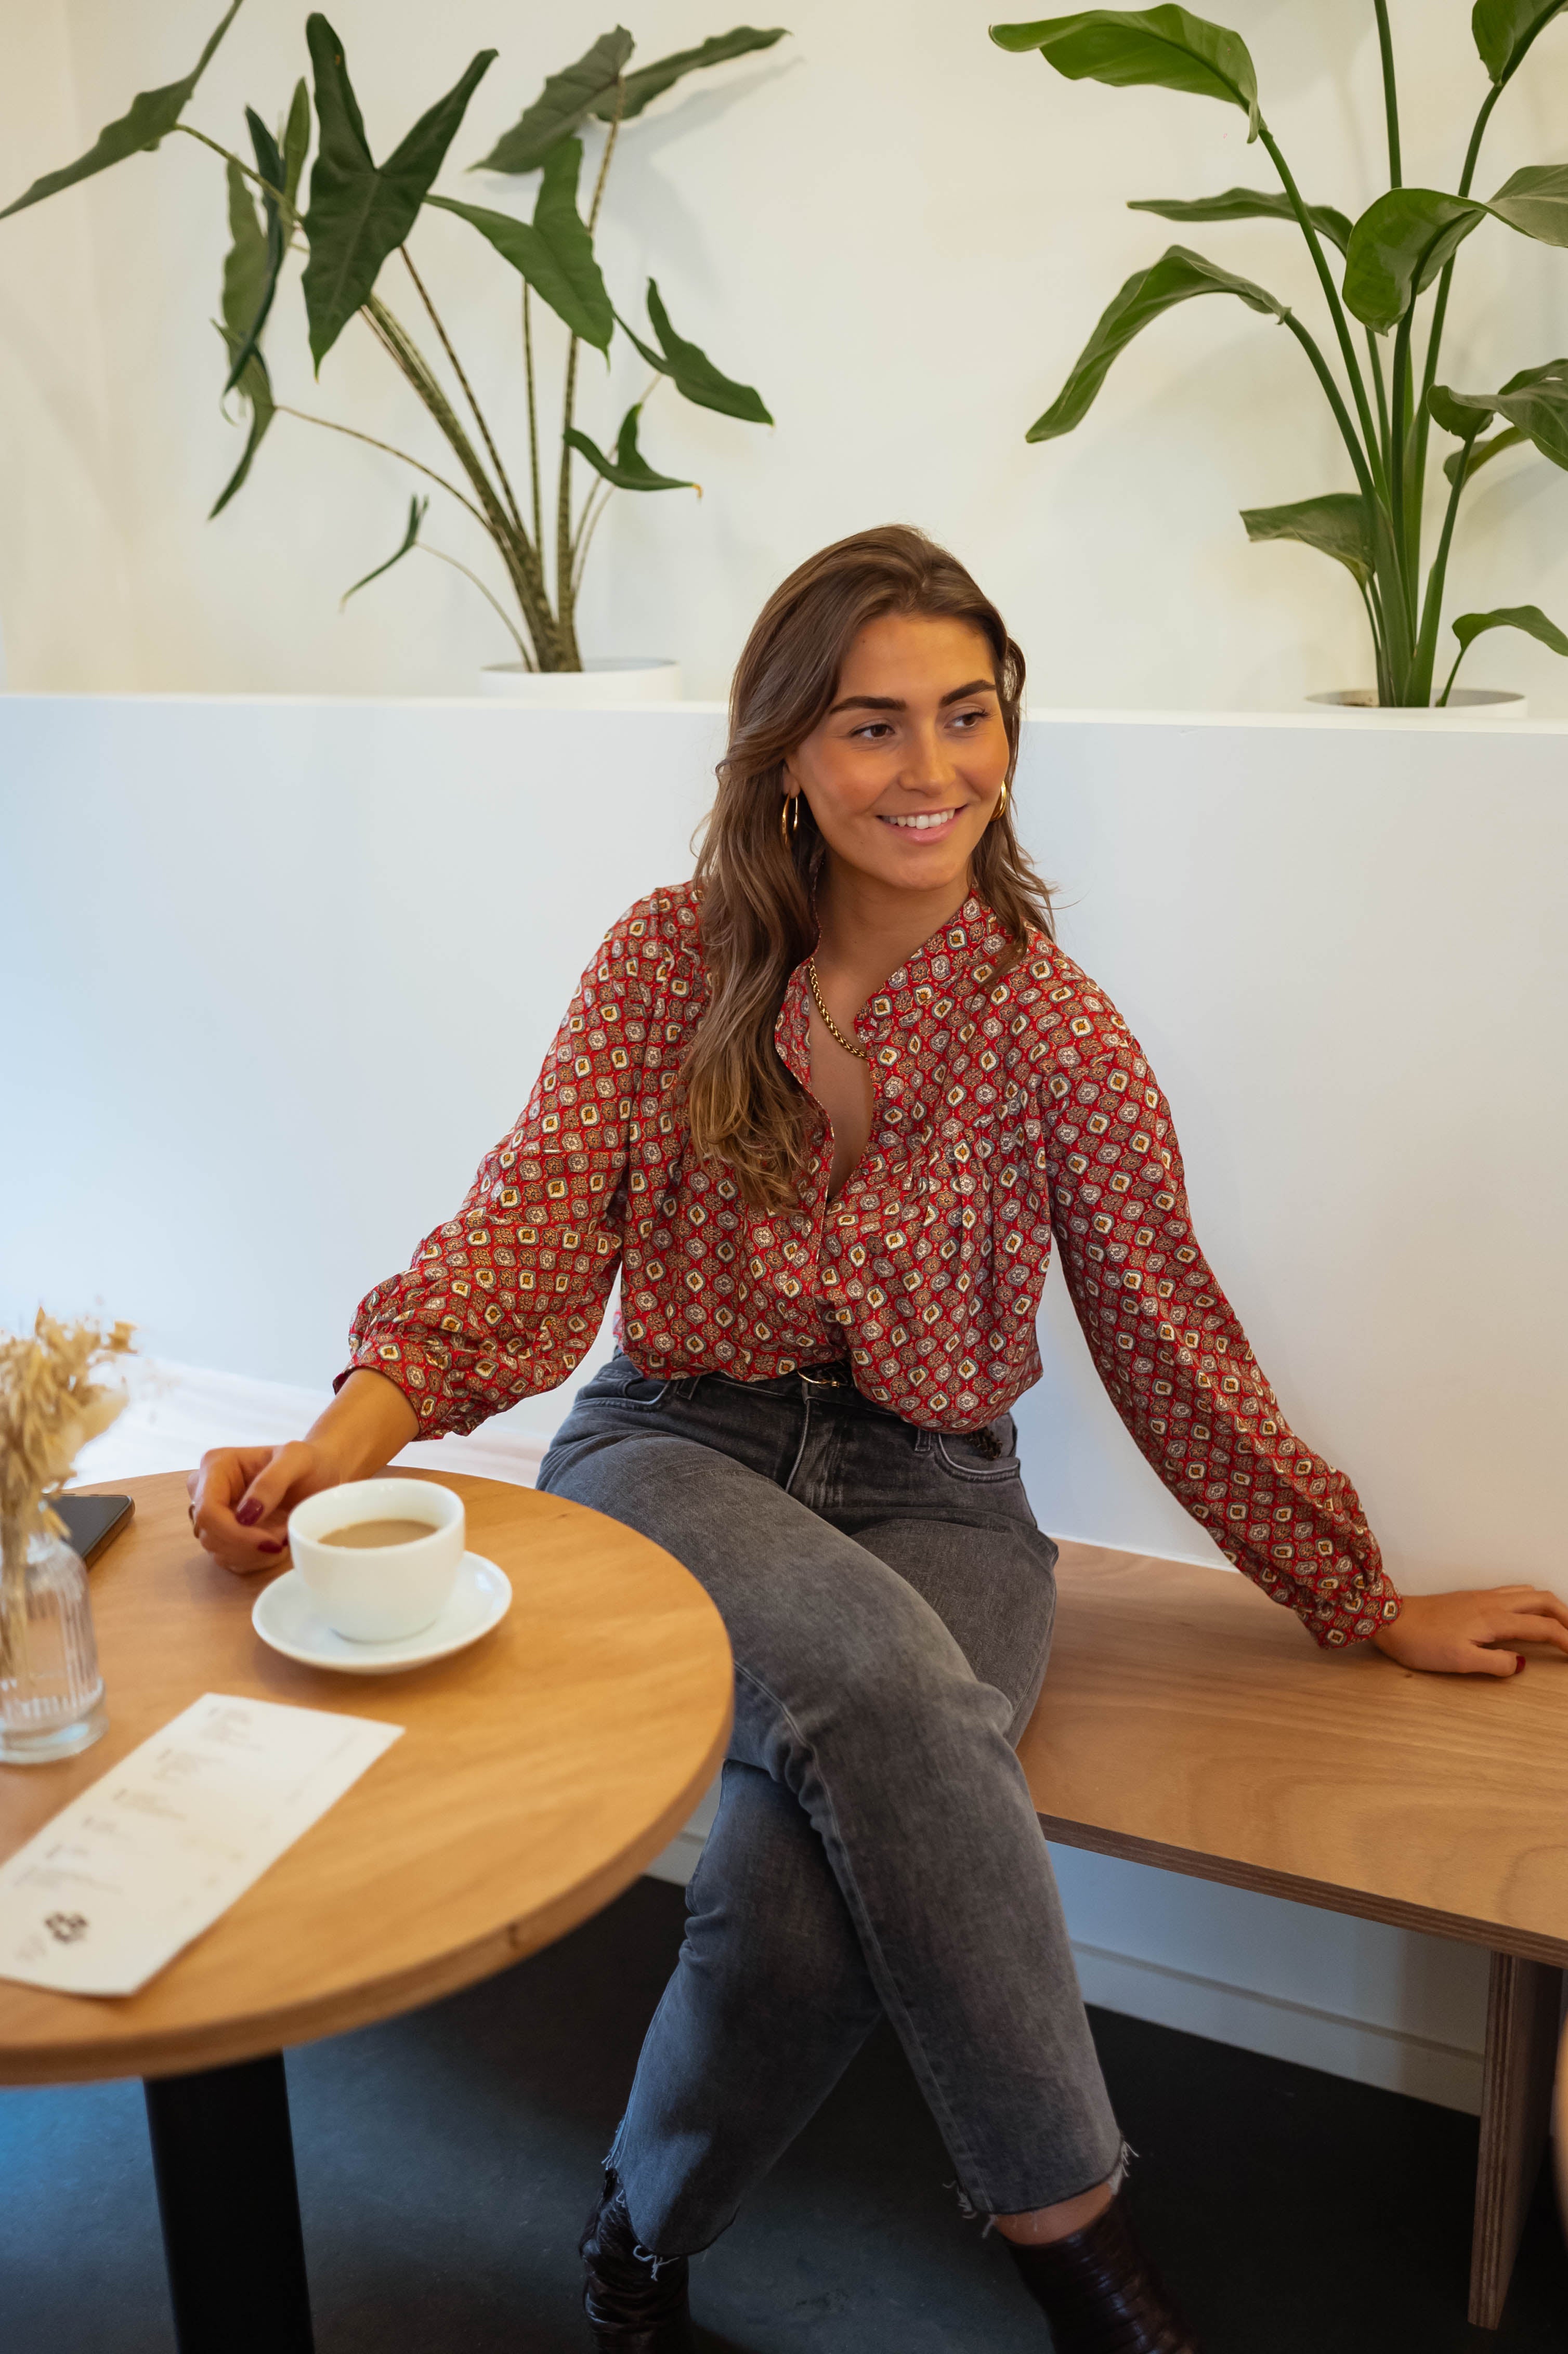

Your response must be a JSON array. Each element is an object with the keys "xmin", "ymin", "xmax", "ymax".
[{"xmin": 44, "ymin": 1911, "xmax": 89, "ymax": 1944}]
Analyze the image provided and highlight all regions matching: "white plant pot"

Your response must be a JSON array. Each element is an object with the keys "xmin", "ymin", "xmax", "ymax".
[
  {"xmin": 480, "ymin": 657, "xmax": 682, "ymax": 705},
  {"xmin": 1305, "ymin": 688, "xmax": 1528, "ymax": 721}
]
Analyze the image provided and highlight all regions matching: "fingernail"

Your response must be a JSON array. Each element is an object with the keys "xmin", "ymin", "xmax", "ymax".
[
  {"xmin": 236, "ymin": 1500, "xmax": 262, "ymax": 1527},
  {"xmin": 1514, "ymin": 1655, "xmax": 1526, "ymax": 1673},
  {"xmin": 258, "ymin": 1539, "xmax": 284, "ymax": 1555}
]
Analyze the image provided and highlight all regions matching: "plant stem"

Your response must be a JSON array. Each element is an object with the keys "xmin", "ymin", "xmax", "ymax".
[
  {"xmin": 1279, "ymin": 314, "xmax": 1377, "ymax": 505},
  {"xmin": 400, "ymin": 246, "xmax": 526, "ymax": 539},
  {"xmin": 175, "ymin": 123, "xmax": 295, "ymax": 227},
  {"xmin": 1411, "ymin": 429, "xmax": 1478, "ymax": 702},
  {"xmin": 1258, "ymin": 122, "xmax": 1387, "ymax": 502},
  {"xmin": 555, "ymin": 80, "xmax": 625, "ymax": 668},
  {"xmin": 522, "ymin": 285, "xmax": 543, "ymax": 550},
  {"xmin": 1373, "ymin": 0, "xmax": 1402, "ymax": 187},
  {"xmin": 1366, "ymin": 329, "xmax": 1390, "ymax": 473},
  {"xmin": 274, "ymin": 404, "xmax": 490, "ymax": 528},
  {"xmin": 414, "ymin": 544, "xmax": 533, "ymax": 667},
  {"xmin": 1410, "ymin": 83, "xmax": 1505, "ymax": 544}
]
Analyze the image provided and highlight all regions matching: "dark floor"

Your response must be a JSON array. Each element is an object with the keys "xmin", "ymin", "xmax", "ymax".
[{"xmin": 4, "ymin": 1876, "xmax": 1564, "ymax": 2352}]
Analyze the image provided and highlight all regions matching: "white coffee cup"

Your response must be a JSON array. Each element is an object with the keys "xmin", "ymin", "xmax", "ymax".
[{"xmin": 288, "ymin": 1479, "xmax": 466, "ymax": 1642}]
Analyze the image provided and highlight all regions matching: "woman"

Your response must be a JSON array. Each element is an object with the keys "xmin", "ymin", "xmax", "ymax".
[{"xmin": 191, "ymin": 528, "xmax": 1568, "ymax": 2354}]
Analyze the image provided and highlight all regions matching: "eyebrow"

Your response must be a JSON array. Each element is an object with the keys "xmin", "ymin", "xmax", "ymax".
[{"xmin": 827, "ymin": 677, "xmax": 998, "ymax": 715}]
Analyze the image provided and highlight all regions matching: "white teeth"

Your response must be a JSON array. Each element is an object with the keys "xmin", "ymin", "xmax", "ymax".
[{"xmin": 882, "ymin": 810, "xmax": 956, "ymax": 830}]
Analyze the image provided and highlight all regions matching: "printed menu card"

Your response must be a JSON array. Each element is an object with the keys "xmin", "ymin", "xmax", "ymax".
[{"xmin": 0, "ymin": 1693, "xmax": 402, "ymax": 1997}]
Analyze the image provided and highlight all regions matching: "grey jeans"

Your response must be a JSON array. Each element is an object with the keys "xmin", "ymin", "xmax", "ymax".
[{"xmin": 538, "ymin": 1354, "xmax": 1121, "ymax": 2254}]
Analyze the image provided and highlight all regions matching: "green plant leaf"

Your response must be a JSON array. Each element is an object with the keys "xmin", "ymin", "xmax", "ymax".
[
  {"xmin": 302, "ymin": 16, "xmax": 496, "ymax": 369},
  {"xmin": 1, "ymin": 0, "xmax": 243, "ymax": 219},
  {"xmin": 1430, "ymin": 360, "xmax": 1568, "ymax": 472},
  {"xmin": 1452, "ymin": 601, "xmax": 1568, "ymax": 662},
  {"xmin": 1428, "ymin": 382, "xmax": 1499, "ymax": 437},
  {"xmin": 1025, "ymin": 244, "xmax": 1284, "ymax": 441},
  {"xmin": 989, "ymin": 8, "xmax": 1260, "ymax": 141},
  {"xmin": 474, "ymin": 27, "xmax": 634, "ymax": 173},
  {"xmin": 1343, "ymin": 189, "xmax": 1485, "ymax": 331},
  {"xmin": 221, "ymin": 110, "xmax": 285, "ymax": 394},
  {"xmin": 282, "ymin": 76, "xmax": 311, "ymax": 211},
  {"xmin": 1443, "ymin": 423, "xmax": 1527, "ymax": 486},
  {"xmin": 210, "ymin": 323, "xmax": 275, "ymax": 517},
  {"xmin": 219, "ymin": 162, "xmax": 269, "ymax": 346},
  {"xmin": 565, "ymin": 405, "xmax": 698, "ymax": 490},
  {"xmin": 1472, "ymin": 0, "xmax": 1568, "ymax": 86},
  {"xmin": 1129, "ymin": 187, "xmax": 1352, "ymax": 252},
  {"xmin": 1239, "ymin": 492, "xmax": 1374, "ymax": 584},
  {"xmin": 620, "ymin": 280, "xmax": 773, "ymax": 422},
  {"xmin": 342, "ymin": 494, "xmax": 429, "ymax": 603},
  {"xmin": 426, "ymin": 191, "xmax": 611, "ymax": 348},
  {"xmin": 592, "ymin": 25, "xmax": 789, "ymax": 121},
  {"xmin": 1486, "ymin": 163, "xmax": 1568, "ymax": 246}
]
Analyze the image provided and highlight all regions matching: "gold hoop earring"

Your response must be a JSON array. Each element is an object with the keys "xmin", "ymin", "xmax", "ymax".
[{"xmin": 780, "ymin": 792, "xmax": 800, "ymax": 853}]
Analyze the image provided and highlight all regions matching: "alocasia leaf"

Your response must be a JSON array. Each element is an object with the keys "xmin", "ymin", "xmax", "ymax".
[
  {"xmin": 2, "ymin": 1, "xmax": 243, "ymax": 218},
  {"xmin": 474, "ymin": 28, "xmax": 633, "ymax": 173},
  {"xmin": 341, "ymin": 495, "xmax": 429, "ymax": 603},
  {"xmin": 620, "ymin": 280, "xmax": 773, "ymax": 422},
  {"xmin": 302, "ymin": 17, "xmax": 496, "ymax": 369},
  {"xmin": 282, "ymin": 76, "xmax": 311, "ymax": 212},
  {"xmin": 211, "ymin": 157, "xmax": 275, "ymax": 517},
  {"xmin": 427, "ymin": 138, "xmax": 612, "ymax": 348},
  {"xmin": 221, "ymin": 110, "xmax": 285, "ymax": 394},
  {"xmin": 565, "ymin": 404, "xmax": 697, "ymax": 490},
  {"xmin": 593, "ymin": 26, "xmax": 789, "ymax": 121}
]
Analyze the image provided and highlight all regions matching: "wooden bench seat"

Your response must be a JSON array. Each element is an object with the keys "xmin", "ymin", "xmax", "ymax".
[{"xmin": 1020, "ymin": 1543, "xmax": 1568, "ymax": 2331}]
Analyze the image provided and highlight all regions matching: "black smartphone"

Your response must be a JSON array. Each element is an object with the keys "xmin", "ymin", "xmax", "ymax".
[{"xmin": 53, "ymin": 1493, "xmax": 135, "ymax": 1567}]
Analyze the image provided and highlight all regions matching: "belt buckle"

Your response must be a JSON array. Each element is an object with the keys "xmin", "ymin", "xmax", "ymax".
[{"xmin": 799, "ymin": 1361, "xmax": 851, "ymax": 1391}]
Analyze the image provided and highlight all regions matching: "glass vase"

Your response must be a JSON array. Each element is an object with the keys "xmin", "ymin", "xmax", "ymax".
[{"xmin": 0, "ymin": 1514, "xmax": 108, "ymax": 1764}]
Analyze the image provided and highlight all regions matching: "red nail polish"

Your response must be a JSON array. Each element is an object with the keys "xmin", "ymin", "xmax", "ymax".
[
  {"xmin": 1514, "ymin": 1655, "xmax": 1526, "ymax": 1673},
  {"xmin": 258, "ymin": 1539, "xmax": 284, "ymax": 1555},
  {"xmin": 236, "ymin": 1499, "xmax": 262, "ymax": 1527}
]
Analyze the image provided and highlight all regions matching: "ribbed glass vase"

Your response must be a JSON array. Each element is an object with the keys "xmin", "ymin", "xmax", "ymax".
[{"xmin": 0, "ymin": 1514, "xmax": 108, "ymax": 1764}]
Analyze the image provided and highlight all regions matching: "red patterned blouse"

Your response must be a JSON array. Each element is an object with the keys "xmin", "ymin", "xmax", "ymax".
[{"xmin": 346, "ymin": 884, "xmax": 1397, "ymax": 1647}]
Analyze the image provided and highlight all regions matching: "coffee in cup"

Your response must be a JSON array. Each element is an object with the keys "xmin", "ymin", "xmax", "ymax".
[{"xmin": 287, "ymin": 1479, "xmax": 465, "ymax": 1641}]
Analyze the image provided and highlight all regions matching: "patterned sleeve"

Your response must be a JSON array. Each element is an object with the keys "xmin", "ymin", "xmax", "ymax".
[
  {"xmin": 341, "ymin": 898, "xmax": 673, "ymax": 1436},
  {"xmin": 1038, "ymin": 1011, "xmax": 1400, "ymax": 1649}
]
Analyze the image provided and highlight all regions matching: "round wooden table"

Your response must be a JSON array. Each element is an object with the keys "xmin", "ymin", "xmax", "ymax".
[{"xmin": 0, "ymin": 1470, "xmax": 732, "ymax": 2353}]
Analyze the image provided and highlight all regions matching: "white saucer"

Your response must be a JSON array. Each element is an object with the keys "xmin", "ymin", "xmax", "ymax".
[{"xmin": 252, "ymin": 1552, "xmax": 512, "ymax": 1675}]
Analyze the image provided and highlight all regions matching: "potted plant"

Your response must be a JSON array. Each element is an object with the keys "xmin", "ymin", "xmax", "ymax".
[
  {"xmin": 2, "ymin": 8, "xmax": 786, "ymax": 697},
  {"xmin": 989, "ymin": 4, "xmax": 1568, "ymax": 711}
]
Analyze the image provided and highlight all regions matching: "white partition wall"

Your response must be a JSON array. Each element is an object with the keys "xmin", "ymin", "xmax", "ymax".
[{"xmin": 5, "ymin": 695, "xmax": 1564, "ymax": 2107}]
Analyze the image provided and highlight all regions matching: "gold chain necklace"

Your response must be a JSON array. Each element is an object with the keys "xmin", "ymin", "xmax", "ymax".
[{"xmin": 806, "ymin": 957, "xmax": 868, "ymax": 1060}]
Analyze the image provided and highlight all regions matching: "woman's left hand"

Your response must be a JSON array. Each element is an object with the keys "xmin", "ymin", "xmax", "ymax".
[{"xmin": 1371, "ymin": 1586, "xmax": 1568, "ymax": 1676}]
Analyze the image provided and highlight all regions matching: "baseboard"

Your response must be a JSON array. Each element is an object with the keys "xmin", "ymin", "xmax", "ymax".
[{"xmin": 80, "ymin": 1358, "xmax": 1485, "ymax": 2117}]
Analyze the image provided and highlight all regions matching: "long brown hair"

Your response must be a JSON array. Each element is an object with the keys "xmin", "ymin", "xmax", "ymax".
[{"xmin": 685, "ymin": 524, "xmax": 1054, "ymax": 1211}]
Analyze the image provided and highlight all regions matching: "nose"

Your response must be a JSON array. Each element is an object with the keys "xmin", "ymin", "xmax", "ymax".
[{"xmin": 897, "ymin": 715, "xmax": 959, "ymax": 796}]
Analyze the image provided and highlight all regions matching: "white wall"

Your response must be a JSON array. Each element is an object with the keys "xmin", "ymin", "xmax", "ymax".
[
  {"xmin": 4, "ymin": 2, "xmax": 1568, "ymax": 710},
  {"xmin": 8, "ymin": 695, "xmax": 1565, "ymax": 2111}
]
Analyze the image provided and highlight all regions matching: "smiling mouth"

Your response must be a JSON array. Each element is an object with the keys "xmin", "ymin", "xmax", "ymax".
[{"xmin": 878, "ymin": 807, "xmax": 961, "ymax": 833}]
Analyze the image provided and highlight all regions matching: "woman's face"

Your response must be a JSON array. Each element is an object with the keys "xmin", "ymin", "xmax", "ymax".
[{"xmin": 784, "ymin": 612, "xmax": 1009, "ymax": 898}]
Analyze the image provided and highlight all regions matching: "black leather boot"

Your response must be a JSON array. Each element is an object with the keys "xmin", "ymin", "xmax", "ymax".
[
  {"xmin": 579, "ymin": 2176, "xmax": 696, "ymax": 2352},
  {"xmin": 1003, "ymin": 2193, "xmax": 1198, "ymax": 2352}
]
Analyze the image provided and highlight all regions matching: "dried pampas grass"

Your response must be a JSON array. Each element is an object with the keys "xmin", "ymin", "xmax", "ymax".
[{"xmin": 1, "ymin": 1313, "xmax": 135, "ymax": 1612}]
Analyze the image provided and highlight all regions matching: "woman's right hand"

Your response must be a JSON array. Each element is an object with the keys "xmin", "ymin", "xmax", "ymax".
[{"xmin": 187, "ymin": 1441, "xmax": 343, "ymax": 1575}]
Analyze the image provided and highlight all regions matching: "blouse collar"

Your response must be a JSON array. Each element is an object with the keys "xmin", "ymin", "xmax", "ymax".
[{"xmin": 773, "ymin": 892, "xmax": 1011, "ymax": 1089}]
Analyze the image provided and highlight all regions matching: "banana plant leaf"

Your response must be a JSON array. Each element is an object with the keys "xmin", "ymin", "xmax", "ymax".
[
  {"xmin": 221, "ymin": 110, "xmax": 285, "ymax": 395},
  {"xmin": 302, "ymin": 16, "xmax": 496, "ymax": 369},
  {"xmin": 474, "ymin": 27, "xmax": 633, "ymax": 174},
  {"xmin": 428, "ymin": 140, "xmax": 612, "ymax": 348},
  {"xmin": 1129, "ymin": 187, "xmax": 1352, "ymax": 253},
  {"xmin": 1, "ymin": 0, "xmax": 242, "ymax": 219},
  {"xmin": 620, "ymin": 280, "xmax": 773, "ymax": 422},
  {"xmin": 1343, "ymin": 189, "xmax": 1485, "ymax": 331},
  {"xmin": 1429, "ymin": 361, "xmax": 1568, "ymax": 472},
  {"xmin": 1452, "ymin": 602, "xmax": 1568, "ymax": 657},
  {"xmin": 990, "ymin": 8, "xmax": 1260, "ymax": 141},
  {"xmin": 1239, "ymin": 492, "xmax": 1373, "ymax": 584},
  {"xmin": 211, "ymin": 158, "xmax": 275, "ymax": 518},
  {"xmin": 591, "ymin": 26, "xmax": 789, "ymax": 122},
  {"xmin": 1472, "ymin": 0, "xmax": 1568, "ymax": 85},
  {"xmin": 1443, "ymin": 423, "xmax": 1527, "ymax": 487},
  {"xmin": 341, "ymin": 495, "xmax": 428, "ymax": 603},
  {"xmin": 282, "ymin": 77, "xmax": 311, "ymax": 211},
  {"xmin": 1486, "ymin": 163, "xmax": 1568, "ymax": 246},
  {"xmin": 1026, "ymin": 244, "xmax": 1284, "ymax": 442},
  {"xmin": 565, "ymin": 404, "xmax": 697, "ymax": 490}
]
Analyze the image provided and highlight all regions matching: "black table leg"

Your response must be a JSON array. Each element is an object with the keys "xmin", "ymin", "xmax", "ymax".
[{"xmin": 143, "ymin": 2050, "xmax": 315, "ymax": 2354}]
